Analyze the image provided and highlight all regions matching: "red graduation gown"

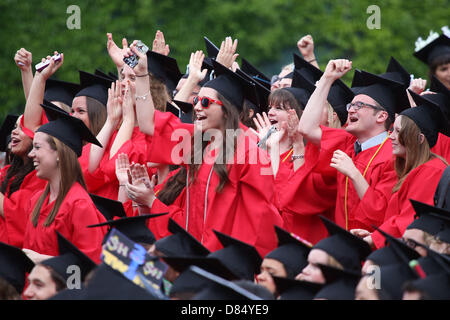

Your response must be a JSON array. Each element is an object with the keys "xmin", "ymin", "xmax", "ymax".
[
  {"xmin": 0, "ymin": 166, "xmax": 46, "ymax": 247},
  {"xmin": 79, "ymin": 126, "xmax": 151, "ymax": 200},
  {"xmin": 277, "ymin": 143, "xmax": 336, "ymax": 245},
  {"xmin": 431, "ymin": 133, "xmax": 450, "ymax": 163},
  {"xmin": 314, "ymin": 126, "xmax": 397, "ymax": 231},
  {"xmin": 371, "ymin": 157, "xmax": 448, "ymax": 248},
  {"xmin": 22, "ymin": 182, "xmax": 107, "ymax": 263},
  {"xmin": 146, "ymin": 111, "xmax": 283, "ymax": 257}
]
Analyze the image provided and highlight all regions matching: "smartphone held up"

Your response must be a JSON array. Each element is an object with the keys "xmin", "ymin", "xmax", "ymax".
[{"xmin": 123, "ymin": 40, "xmax": 149, "ymax": 68}]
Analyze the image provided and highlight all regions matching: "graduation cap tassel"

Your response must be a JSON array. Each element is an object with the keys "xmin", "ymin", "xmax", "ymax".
[{"xmin": 409, "ymin": 260, "xmax": 427, "ymax": 279}]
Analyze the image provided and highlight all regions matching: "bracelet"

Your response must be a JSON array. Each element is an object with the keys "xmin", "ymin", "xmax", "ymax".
[
  {"xmin": 308, "ymin": 59, "xmax": 317, "ymax": 63},
  {"xmin": 136, "ymin": 90, "xmax": 150, "ymax": 101},
  {"xmin": 135, "ymin": 73, "xmax": 149, "ymax": 77},
  {"xmin": 291, "ymin": 154, "xmax": 305, "ymax": 161}
]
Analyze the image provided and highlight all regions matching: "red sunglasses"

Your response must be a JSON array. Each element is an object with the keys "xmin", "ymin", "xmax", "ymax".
[{"xmin": 192, "ymin": 96, "xmax": 223, "ymax": 108}]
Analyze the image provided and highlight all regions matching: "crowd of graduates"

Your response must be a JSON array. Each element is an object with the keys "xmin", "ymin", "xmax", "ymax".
[{"xmin": 0, "ymin": 25, "xmax": 449, "ymax": 301}]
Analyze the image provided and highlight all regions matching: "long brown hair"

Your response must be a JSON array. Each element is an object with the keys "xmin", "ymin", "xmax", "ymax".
[
  {"xmin": 0, "ymin": 145, "xmax": 34, "ymax": 196},
  {"xmin": 393, "ymin": 115, "xmax": 447, "ymax": 192},
  {"xmin": 86, "ymin": 96, "xmax": 107, "ymax": 136},
  {"xmin": 31, "ymin": 135, "xmax": 87, "ymax": 227},
  {"xmin": 189, "ymin": 93, "xmax": 240, "ymax": 192},
  {"xmin": 428, "ymin": 53, "xmax": 450, "ymax": 81},
  {"xmin": 150, "ymin": 75, "xmax": 170, "ymax": 112}
]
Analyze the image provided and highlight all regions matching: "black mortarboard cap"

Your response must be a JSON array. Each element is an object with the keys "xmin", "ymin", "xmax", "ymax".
[
  {"xmin": 372, "ymin": 226, "xmax": 421, "ymax": 264},
  {"xmin": 87, "ymin": 213, "xmax": 168, "ymax": 245},
  {"xmin": 351, "ymin": 69, "xmax": 410, "ymax": 120},
  {"xmin": 415, "ymin": 246, "xmax": 450, "ymax": 276},
  {"xmin": 365, "ymin": 245, "xmax": 418, "ymax": 268},
  {"xmin": 165, "ymin": 102, "xmax": 180, "ymax": 118},
  {"xmin": 95, "ymin": 69, "xmax": 117, "ymax": 82},
  {"xmin": 293, "ymin": 53, "xmax": 323, "ymax": 84},
  {"xmin": 378, "ymin": 57, "xmax": 411, "ymax": 87},
  {"xmin": 430, "ymin": 75, "xmax": 450, "ymax": 100},
  {"xmin": 314, "ymin": 264, "xmax": 361, "ymax": 300},
  {"xmin": 241, "ymin": 58, "xmax": 271, "ymax": 90},
  {"xmin": 378, "ymin": 263, "xmax": 419, "ymax": 300},
  {"xmin": 272, "ymin": 276, "xmax": 323, "ymax": 300},
  {"xmin": 75, "ymin": 71, "xmax": 113, "ymax": 106},
  {"xmin": 82, "ymin": 264, "xmax": 160, "ymax": 300},
  {"xmin": 0, "ymin": 114, "xmax": 19, "ymax": 152},
  {"xmin": 401, "ymin": 89, "xmax": 450, "ymax": 147},
  {"xmin": 191, "ymin": 266, "xmax": 263, "ymax": 300},
  {"xmin": 265, "ymin": 226, "xmax": 311, "ymax": 278},
  {"xmin": 204, "ymin": 36, "xmax": 220, "ymax": 60},
  {"xmin": 41, "ymin": 231, "xmax": 97, "ymax": 282},
  {"xmin": 37, "ymin": 100, "xmax": 102, "ymax": 157},
  {"xmin": 0, "ymin": 241, "xmax": 34, "ymax": 293},
  {"xmin": 44, "ymin": 78, "xmax": 80, "ymax": 107},
  {"xmin": 314, "ymin": 216, "xmax": 372, "ymax": 271},
  {"xmin": 204, "ymin": 60, "xmax": 258, "ymax": 112},
  {"xmin": 409, "ymin": 273, "xmax": 450, "ymax": 300},
  {"xmin": 169, "ymin": 268, "xmax": 211, "ymax": 299},
  {"xmin": 414, "ymin": 34, "xmax": 450, "ymax": 65},
  {"xmin": 407, "ymin": 199, "xmax": 450, "ymax": 236},
  {"xmin": 89, "ymin": 194, "xmax": 126, "ymax": 221},
  {"xmin": 155, "ymin": 218, "xmax": 211, "ymax": 258},
  {"xmin": 146, "ymin": 51, "xmax": 182, "ymax": 94},
  {"xmin": 236, "ymin": 68, "xmax": 270, "ymax": 112},
  {"xmin": 173, "ymin": 99, "xmax": 193, "ymax": 114},
  {"xmin": 163, "ymin": 230, "xmax": 262, "ymax": 281},
  {"xmin": 282, "ymin": 72, "xmax": 313, "ymax": 110},
  {"xmin": 436, "ymin": 227, "xmax": 450, "ymax": 243}
]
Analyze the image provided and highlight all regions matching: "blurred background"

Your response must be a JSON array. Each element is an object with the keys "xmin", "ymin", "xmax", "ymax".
[{"xmin": 1, "ymin": 0, "xmax": 449, "ymax": 118}]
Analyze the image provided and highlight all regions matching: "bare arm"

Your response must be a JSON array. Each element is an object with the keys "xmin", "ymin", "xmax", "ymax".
[
  {"xmin": 88, "ymin": 81, "xmax": 122, "ymax": 173},
  {"xmin": 110, "ymin": 80, "xmax": 136, "ymax": 159},
  {"xmin": 14, "ymin": 48, "xmax": 33, "ymax": 100},
  {"xmin": 127, "ymin": 40, "xmax": 156, "ymax": 136},
  {"xmin": 298, "ymin": 59, "xmax": 352, "ymax": 146},
  {"xmin": 23, "ymin": 52, "xmax": 64, "ymax": 132}
]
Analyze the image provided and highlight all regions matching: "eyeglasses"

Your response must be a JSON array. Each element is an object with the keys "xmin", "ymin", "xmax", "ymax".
[
  {"xmin": 271, "ymin": 75, "xmax": 282, "ymax": 85},
  {"xmin": 193, "ymin": 96, "xmax": 223, "ymax": 109},
  {"xmin": 402, "ymin": 237, "xmax": 418, "ymax": 249},
  {"xmin": 346, "ymin": 101, "xmax": 385, "ymax": 112}
]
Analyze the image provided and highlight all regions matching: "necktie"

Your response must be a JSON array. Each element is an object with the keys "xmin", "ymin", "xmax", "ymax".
[{"xmin": 354, "ymin": 141, "xmax": 362, "ymax": 156}]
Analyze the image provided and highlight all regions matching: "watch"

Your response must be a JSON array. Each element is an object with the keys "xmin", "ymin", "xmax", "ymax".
[{"xmin": 291, "ymin": 154, "xmax": 305, "ymax": 161}]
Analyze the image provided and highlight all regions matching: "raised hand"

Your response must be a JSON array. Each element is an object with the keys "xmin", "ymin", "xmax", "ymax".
[
  {"xmin": 253, "ymin": 112, "xmax": 273, "ymax": 142},
  {"xmin": 106, "ymin": 80, "xmax": 123, "ymax": 128},
  {"xmin": 107, "ymin": 33, "xmax": 128, "ymax": 69},
  {"xmin": 187, "ymin": 50, "xmax": 208, "ymax": 83},
  {"xmin": 115, "ymin": 153, "xmax": 131, "ymax": 186},
  {"xmin": 286, "ymin": 109, "xmax": 303, "ymax": 146},
  {"xmin": 408, "ymin": 78, "xmax": 427, "ymax": 95},
  {"xmin": 330, "ymin": 149, "xmax": 358, "ymax": 178},
  {"xmin": 152, "ymin": 30, "xmax": 170, "ymax": 56},
  {"xmin": 216, "ymin": 36, "xmax": 239, "ymax": 69},
  {"xmin": 14, "ymin": 48, "xmax": 32, "ymax": 72},
  {"xmin": 36, "ymin": 51, "xmax": 64, "ymax": 80},
  {"xmin": 127, "ymin": 40, "xmax": 148, "ymax": 76},
  {"xmin": 121, "ymin": 80, "xmax": 136, "ymax": 123},
  {"xmin": 323, "ymin": 59, "xmax": 352, "ymax": 81},
  {"xmin": 297, "ymin": 35, "xmax": 315, "ymax": 60},
  {"xmin": 126, "ymin": 163, "xmax": 156, "ymax": 207}
]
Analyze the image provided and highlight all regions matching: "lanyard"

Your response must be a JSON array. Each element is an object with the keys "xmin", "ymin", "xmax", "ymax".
[
  {"xmin": 282, "ymin": 148, "xmax": 294, "ymax": 163},
  {"xmin": 344, "ymin": 136, "xmax": 389, "ymax": 230}
]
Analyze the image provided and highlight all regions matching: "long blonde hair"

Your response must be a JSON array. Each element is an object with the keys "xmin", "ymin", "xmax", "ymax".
[
  {"xmin": 326, "ymin": 103, "xmax": 342, "ymax": 129},
  {"xmin": 393, "ymin": 116, "xmax": 447, "ymax": 192},
  {"xmin": 31, "ymin": 136, "xmax": 87, "ymax": 227}
]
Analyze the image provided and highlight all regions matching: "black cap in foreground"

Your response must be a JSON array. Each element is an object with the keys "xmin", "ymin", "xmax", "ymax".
[
  {"xmin": 87, "ymin": 213, "xmax": 168, "ymax": 245},
  {"xmin": 41, "ymin": 231, "xmax": 97, "ymax": 282},
  {"xmin": 0, "ymin": 241, "xmax": 34, "ymax": 294}
]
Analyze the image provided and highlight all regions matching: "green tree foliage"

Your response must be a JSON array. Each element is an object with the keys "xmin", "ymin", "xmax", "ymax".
[{"xmin": 0, "ymin": 0, "xmax": 448, "ymax": 119}]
